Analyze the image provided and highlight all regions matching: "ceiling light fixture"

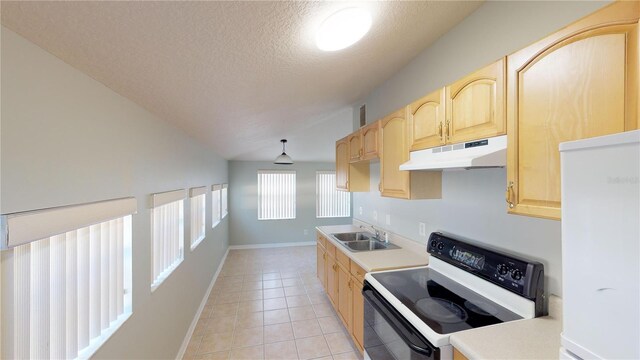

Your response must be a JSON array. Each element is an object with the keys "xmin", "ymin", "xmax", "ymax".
[
  {"xmin": 274, "ymin": 139, "xmax": 293, "ymax": 165},
  {"xmin": 316, "ymin": 7, "xmax": 372, "ymax": 51}
]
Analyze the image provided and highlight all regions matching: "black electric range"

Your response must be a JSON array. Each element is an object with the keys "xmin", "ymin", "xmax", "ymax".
[{"xmin": 363, "ymin": 232, "xmax": 545, "ymax": 360}]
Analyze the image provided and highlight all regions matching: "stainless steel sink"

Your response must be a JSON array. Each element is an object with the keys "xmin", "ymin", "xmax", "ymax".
[
  {"xmin": 343, "ymin": 240, "xmax": 400, "ymax": 252},
  {"xmin": 332, "ymin": 232, "xmax": 371, "ymax": 242}
]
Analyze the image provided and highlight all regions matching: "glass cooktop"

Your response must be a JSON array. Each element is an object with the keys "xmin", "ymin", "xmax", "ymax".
[{"xmin": 371, "ymin": 267, "xmax": 522, "ymax": 334}]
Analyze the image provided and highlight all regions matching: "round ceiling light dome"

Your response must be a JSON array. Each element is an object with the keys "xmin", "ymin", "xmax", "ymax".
[{"xmin": 316, "ymin": 8, "xmax": 372, "ymax": 51}]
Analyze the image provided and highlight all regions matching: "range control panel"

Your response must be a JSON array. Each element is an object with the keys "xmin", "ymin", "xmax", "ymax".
[{"xmin": 427, "ymin": 232, "xmax": 544, "ymax": 304}]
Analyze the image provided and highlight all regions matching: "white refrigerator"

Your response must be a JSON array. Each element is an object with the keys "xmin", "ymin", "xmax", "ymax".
[{"xmin": 559, "ymin": 130, "xmax": 640, "ymax": 359}]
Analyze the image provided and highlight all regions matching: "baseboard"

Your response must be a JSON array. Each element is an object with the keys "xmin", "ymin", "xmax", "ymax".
[
  {"xmin": 228, "ymin": 241, "xmax": 316, "ymax": 250},
  {"xmin": 175, "ymin": 246, "xmax": 230, "ymax": 360}
]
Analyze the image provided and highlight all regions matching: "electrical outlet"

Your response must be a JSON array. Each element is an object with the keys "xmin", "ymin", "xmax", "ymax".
[
  {"xmin": 359, "ymin": 206, "xmax": 363, "ymax": 215},
  {"xmin": 373, "ymin": 210, "xmax": 378, "ymax": 221},
  {"xmin": 386, "ymin": 214, "xmax": 391, "ymax": 225},
  {"xmin": 419, "ymin": 222, "xmax": 426, "ymax": 236},
  {"xmin": 304, "ymin": 229, "xmax": 308, "ymax": 235}
]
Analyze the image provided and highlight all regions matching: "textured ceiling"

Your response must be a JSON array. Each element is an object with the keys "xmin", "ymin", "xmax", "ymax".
[{"xmin": 1, "ymin": 1, "xmax": 482, "ymax": 161}]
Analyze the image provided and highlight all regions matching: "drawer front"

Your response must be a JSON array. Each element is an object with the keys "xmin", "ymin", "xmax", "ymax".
[
  {"xmin": 350, "ymin": 261, "xmax": 366, "ymax": 284},
  {"xmin": 325, "ymin": 241, "xmax": 336, "ymax": 258},
  {"xmin": 316, "ymin": 232, "xmax": 326, "ymax": 248},
  {"xmin": 336, "ymin": 249, "xmax": 350, "ymax": 269}
]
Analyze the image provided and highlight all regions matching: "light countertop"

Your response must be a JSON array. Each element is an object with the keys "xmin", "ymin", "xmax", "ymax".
[
  {"xmin": 450, "ymin": 295, "xmax": 563, "ymax": 360},
  {"xmin": 315, "ymin": 224, "xmax": 429, "ymax": 272}
]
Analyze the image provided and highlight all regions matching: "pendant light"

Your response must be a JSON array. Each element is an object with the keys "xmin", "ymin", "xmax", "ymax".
[{"xmin": 274, "ymin": 139, "xmax": 293, "ymax": 165}]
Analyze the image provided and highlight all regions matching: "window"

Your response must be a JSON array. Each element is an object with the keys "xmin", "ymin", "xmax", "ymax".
[
  {"xmin": 150, "ymin": 189, "xmax": 185, "ymax": 290},
  {"xmin": 211, "ymin": 184, "xmax": 221, "ymax": 228},
  {"xmin": 316, "ymin": 171, "xmax": 351, "ymax": 218},
  {"xmin": 0, "ymin": 197, "xmax": 136, "ymax": 359},
  {"xmin": 258, "ymin": 170, "xmax": 296, "ymax": 220},
  {"xmin": 190, "ymin": 186, "xmax": 206, "ymax": 250},
  {"xmin": 221, "ymin": 184, "xmax": 228, "ymax": 219}
]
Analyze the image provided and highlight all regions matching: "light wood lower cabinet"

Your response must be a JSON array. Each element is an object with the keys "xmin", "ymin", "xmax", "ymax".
[
  {"xmin": 351, "ymin": 279, "xmax": 365, "ymax": 352},
  {"xmin": 453, "ymin": 348, "xmax": 469, "ymax": 360},
  {"xmin": 506, "ymin": 1, "xmax": 639, "ymax": 220},
  {"xmin": 337, "ymin": 263, "xmax": 353, "ymax": 332},
  {"xmin": 316, "ymin": 243, "xmax": 327, "ymax": 289},
  {"xmin": 316, "ymin": 232, "xmax": 366, "ymax": 354}
]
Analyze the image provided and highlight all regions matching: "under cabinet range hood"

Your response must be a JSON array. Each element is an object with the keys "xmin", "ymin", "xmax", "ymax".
[{"xmin": 399, "ymin": 135, "xmax": 507, "ymax": 171}]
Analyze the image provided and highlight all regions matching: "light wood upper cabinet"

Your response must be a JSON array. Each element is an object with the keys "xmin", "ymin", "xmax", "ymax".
[
  {"xmin": 348, "ymin": 132, "xmax": 362, "ymax": 163},
  {"xmin": 506, "ymin": 1, "xmax": 639, "ymax": 220},
  {"xmin": 446, "ymin": 58, "xmax": 506, "ymax": 144},
  {"xmin": 380, "ymin": 108, "xmax": 442, "ymax": 199},
  {"xmin": 361, "ymin": 121, "xmax": 380, "ymax": 160},
  {"xmin": 408, "ymin": 87, "xmax": 446, "ymax": 151},
  {"xmin": 336, "ymin": 137, "xmax": 349, "ymax": 190},
  {"xmin": 336, "ymin": 136, "xmax": 369, "ymax": 192},
  {"xmin": 380, "ymin": 109, "xmax": 410, "ymax": 198}
]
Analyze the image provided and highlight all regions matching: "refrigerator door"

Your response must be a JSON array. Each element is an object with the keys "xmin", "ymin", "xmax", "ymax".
[{"xmin": 560, "ymin": 130, "xmax": 640, "ymax": 360}]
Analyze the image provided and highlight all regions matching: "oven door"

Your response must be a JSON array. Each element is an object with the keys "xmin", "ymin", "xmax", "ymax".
[{"xmin": 363, "ymin": 282, "xmax": 439, "ymax": 360}]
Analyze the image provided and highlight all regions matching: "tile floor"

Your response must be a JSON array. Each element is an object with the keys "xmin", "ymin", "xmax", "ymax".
[{"xmin": 183, "ymin": 246, "xmax": 364, "ymax": 360}]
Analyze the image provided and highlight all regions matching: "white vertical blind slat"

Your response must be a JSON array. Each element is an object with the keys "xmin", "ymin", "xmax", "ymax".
[
  {"xmin": 77, "ymin": 227, "xmax": 90, "ymax": 350},
  {"xmin": 116, "ymin": 218, "xmax": 124, "ymax": 315},
  {"xmin": 65, "ymin": 231, "xmax": 78, "ymax": 359},
  {"xmin": 89, "ymin": 224, "xmax": 101, "ymax": 339},
  {"xmin": 14, "ymin": 245, "xmax": 31, "ymax": 359},
  {"xmin": 30, "ymin": 238, "xmax": 50, "ymax": 359},
  {"xmin": 50, "ymin": 234, "xmax": 66, "ymax": 359}
]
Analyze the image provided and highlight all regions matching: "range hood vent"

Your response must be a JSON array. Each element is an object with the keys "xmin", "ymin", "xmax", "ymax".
[{"xmin": 399, "ymin": 135, "xmax": 507, "ymax": 171}]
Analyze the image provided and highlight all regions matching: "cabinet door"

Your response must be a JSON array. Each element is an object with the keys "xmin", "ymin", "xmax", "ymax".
[
  {"xmin": 351, "ymin": 279, "xmax": 364, "ymax": 353},
  {"xmin": 361, "ymin": 121, "xmax": 380, "ymax": 160},
  {"xmin": 335, "ymin": 137, "xmax": 349, "ymax": 190},
  {"xmin": 348, "ymin": 132, "xmax": 362, "ymax": 163},
  {"xmin": 316, "ymin": 244, "xmax": 326, "ymax": 290},
  {"xmin": 337, "ymin": 265, "xmax": 352, "ymax": 332},
  {"xmin": 506, "ymin": 2, "xmax": 638, "ymax": 220},
  {"xmin": 380, "ymin": 109, "xmax": 410, "ymax": 199},
  {"xmin": 408, "ymin": 88, "xmax": 446, "ymax": 151},
  {"xmin": 446, "ymin": 58, "xmax": 506, "ymax": 144},
  {"xmin": 326, "ymin": 256, "xmax": 339, "ymax": 309}
]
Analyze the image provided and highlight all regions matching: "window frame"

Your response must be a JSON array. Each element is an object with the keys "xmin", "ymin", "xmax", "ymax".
[
  {"xmin": 150, "ymin": 189, "xmax": 185, "ymax": 291},
  {"xmin": 316, "ymin": 170, "xmax": 351, "ymax": 218},
  {"xmin": 257, "ymin": 170, "xmax": 297, "ymax": 221},
  {"xmin": 189, "ymin": 186, "xmax": 207, "ymax": 250}
]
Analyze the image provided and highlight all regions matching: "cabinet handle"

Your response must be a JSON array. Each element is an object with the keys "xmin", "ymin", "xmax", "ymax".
[
  {"xmin": 438, "ymin": 122, "xmax": 443, "ymax": 142},
  {"xmin": 333, "ymin": 264, "xmax": 338, "ymax": 271},
  {"xmin": 445, "ymin": 120, "xmax": 451, "ymax": 141},
  {"xmin": 348, "ymin": 279, "xmax": 352, "ymax": 289},
  {"xmin": 356, "ymin": 271, "xmax": 362, "ymax": 277},
  {"xmin": 378, "ymin": 183, "xmax": 382, "ymax": 192},
  {"xmin": 505, "ymin": 181, "xmax": 515, "ymax": 209}
]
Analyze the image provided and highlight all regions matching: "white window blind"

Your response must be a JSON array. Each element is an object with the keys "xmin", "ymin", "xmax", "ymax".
[
  {"xmin": 190, "ymin": 187, "xmax": 206, "ymax": 250},
  {"xmin": 258, "ymin": 170, "xmax": 296, "ymax": 220},
  {"xmin": 221, "ymin": 184, "xmax": 228, "ymax": 219},
  {"xmin": 0, "ymin": 198, "xmax": 135, "ymax": 360},
  {"xmin": 211, "ymin": 184, "xmax": 221, "ymax": 228},
  {"xmin": 316, "ymin": 171, "xmax": 351, "ymax": 218},
  {"xmin": 151, "ymin": 189, "xmax": 185, "ymax": 290}
]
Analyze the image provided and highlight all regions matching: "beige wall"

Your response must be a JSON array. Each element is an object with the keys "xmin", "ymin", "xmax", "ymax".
[
  {"xmin": 351, "ymin": 1, "xmax": 610, "ymax": 298},
  {"xmin": 1, "ymin": 27, "xmax": 228, "ymax": 359}
]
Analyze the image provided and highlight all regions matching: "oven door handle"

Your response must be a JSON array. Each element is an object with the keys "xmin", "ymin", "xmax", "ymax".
[{"xmin": 363, "ymin": 283, "xmax": 435, "ymax": 357}]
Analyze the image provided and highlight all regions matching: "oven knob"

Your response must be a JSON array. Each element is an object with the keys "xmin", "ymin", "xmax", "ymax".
[
  {"xmin": 437, "ymin": 242, "xmax": 445, "ymax": 250},
  {"xmin": 511, "ymin": 269, "xmax": 523, "ymax": 280},
  {"xmin": 497, "ymin": 264, "xmax": 509, "ymax": 275},
  {"xmin": 430, "ymin": 241, "xmax": 437, "ymax": 248}
]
